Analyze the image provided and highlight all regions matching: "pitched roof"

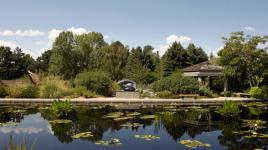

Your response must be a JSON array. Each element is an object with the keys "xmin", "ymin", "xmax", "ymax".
[{"xmin": 182, "ymin": 61, "xmax": 223, "ymax": 72}]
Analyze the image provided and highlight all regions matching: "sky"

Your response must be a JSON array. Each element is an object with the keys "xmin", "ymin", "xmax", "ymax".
[{"xmin": 0, "ymin": 0, "xmax": 268, "ymax": 58}]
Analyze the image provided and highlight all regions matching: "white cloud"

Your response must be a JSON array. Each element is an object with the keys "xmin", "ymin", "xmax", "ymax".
[
  {"xmin": 47, "ymin": 27, "xmax": 90, "ymax": 46},
  {"xmin": 0, "ymin": 29, "xmax": 44, "ymax": 37},
  {"xmin": 156, "ymin": 34, "xmax": 192, "ymax": 56},
  {"xmin": 0, "ymin": 40, "xmax": 20, "ymax": 49},
  {"xmin": 104, "ymin": 35, "xmax": 110, "ymax": 39},
  {"xmin": 166, "ymin": 34, "xmax": 191, "ymax": 44},
  {"xmin": 244, "ymin": 26, "xmax": 256, "ymax": 32},
  {"xmin": 0, "ymin": 127, "xmax": 43, "ymax": 134}
]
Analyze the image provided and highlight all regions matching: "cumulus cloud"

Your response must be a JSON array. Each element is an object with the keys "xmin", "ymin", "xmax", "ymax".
[
  {"xmin": 166, "ymin": 34, "xmax": 191, "ymax": 44},
  {"xmin": 0, "ymin": 40, "xmax": 20, "ymax": 49},
  {"xmin": 0, "ymin": 29, "xmax": 45, "ymax": 37},
  {"xmin": 47, "ymin": 27, "xmax": 90, "ymax": 46},
  {"xmin": 244, "ymin": 26, "xmax": 256, "ymax": 32},
  {"xmin": 0, "ymin": 127, "xmax": 44, "ymax": 134},
  {"xmin": 156, "ymin": 34, "xmax": 192, "ymax": 56}
]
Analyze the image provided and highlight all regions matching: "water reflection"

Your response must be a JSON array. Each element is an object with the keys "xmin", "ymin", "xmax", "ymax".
[{"xmin": 0, "ymin": 104, "xmax": 267, "ymax": 150}]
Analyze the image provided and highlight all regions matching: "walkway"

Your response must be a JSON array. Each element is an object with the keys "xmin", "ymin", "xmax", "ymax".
[{"xmin": 0, "ymin": 97, "xmax": 266, "ymax": 106}]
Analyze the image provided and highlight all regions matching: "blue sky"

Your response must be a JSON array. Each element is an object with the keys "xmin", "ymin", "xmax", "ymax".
[{"xmin": 0, "ymin": 0, "xmax": 268, "ymax": 58}]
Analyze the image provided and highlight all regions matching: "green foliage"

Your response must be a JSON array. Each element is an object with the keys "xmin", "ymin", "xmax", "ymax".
[
  {"xmin": 249, "ymin": 87, "xmax": 265, "ymax": 98},
  {"xmin": 36, "ymin": 50, "xmax": 52, "ymax": 73},
  {"xmin": 199, "ymin": 86, "xmax": 212, "ymax": 97},
  {"xmin": 216, "ymin": 100, "xmax": 241, "ymax": 119},
  {"xmin": 7, "ymin": 84, "xmax": 39, "ymax": 98},
  {"xmin": 50, "ymin": 99, "xmax": 73, "ymax": 118},
  {"xmin": 162, "ymin": 42, "xmax": 188, "ymax": 76},
  {"xmin": 72, "ymin": 86, "xmax": 97, "ymax": 98},
  {"xmin": 20, "ymin": 85, "xmax": 39, "ymax": 98},
  {"xmin": 186, "ymin": 43, "xmax": 208, "ymax": 65},
  {"xmin": 0, "ymin": 46, "xmax": 36, "ymax": 80},
  {"xmin": 0, "ymin": 85, "xmax": 7, "ymax": 97},
  {"xmin": 74, "ymin": 70, "xmax": 112, "ymax": 96},
  {"xmin": 39, "ymin": 76, "xmax": 72, "ymax": 98},
  {"xmin": 218, "ymin": 31, "xmax": 268, "ymax": 89},
  {"xmin": 49, "ymin": 31, "xmax": 79, "ymax": 79},
  {"xmin": 8, "ymin": 135, "xmax": 36, "ymax": 150},
  {"xmin": 151, "ymin": 72, "xmax": 199, "ymax": 94},
  {"xmin": 156, "ymin": 90, "xmax": 172, "ymax": 98},
  {"xmin": 103, "ymin": 41, "xmax": 128, "ymax": 80}
]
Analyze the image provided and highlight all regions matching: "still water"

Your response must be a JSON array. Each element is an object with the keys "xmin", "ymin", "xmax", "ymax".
[{"xmin": 0, "ymin": 104, "xmax": 267, "ymax": 150}]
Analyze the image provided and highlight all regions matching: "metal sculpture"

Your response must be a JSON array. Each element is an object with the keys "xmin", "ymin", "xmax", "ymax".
[{"xmin": 118, "ymin": 79, "xmax": 136, "ymax": 91}]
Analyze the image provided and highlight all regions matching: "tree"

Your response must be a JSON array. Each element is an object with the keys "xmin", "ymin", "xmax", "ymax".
[
  {"xmin": 103, "ymin": 41, "xmax": 129, "ymax": 80},
  {"xmin": 49, "ymin": 31, "xmax": 79, "ymax": 79},
  {"xmin": 162, "ymin": 42, "xmax": 188, "ymax": 76},
  {"xmin": 36, "ymin": 50, "xmax": 52, "ymax": 73},
  {"xmin": 0, "ymin": 46, "xmax": 35, "ymax": 79},
  {"xmin": 186, "ymin": 43, "xmax": 208, "ymax": 65},
  {"xmin": 218, "ymin": 31, "xmax": 268, "ymax": 89},
  {"xmin": 75, "ymin": 32, "xmax": 107, "ymax": 70}
]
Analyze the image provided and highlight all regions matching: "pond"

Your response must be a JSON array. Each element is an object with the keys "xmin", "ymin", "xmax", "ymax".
[{"xmin": 0, "ymin": 103, "xmax": 267, "ymax": 150}]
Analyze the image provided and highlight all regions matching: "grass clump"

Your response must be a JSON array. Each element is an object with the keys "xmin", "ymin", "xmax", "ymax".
[
  {"xmin": 39, "ymin": 76, "xmax": 72, "ymax": 98},
  {"xmin": 0, "ymin": 85, "xmax": 8, "ymax": 97},
  {"xmin": 72, "ymin": 86, "xmax": 96, "ymax": 98},
  {"xmin": 7, "ymin": 84, "xmax": 39, "ymax": 98},
  {"xmin": 156, "ymin": 90, "xmax": 172, "ymax": 98}
]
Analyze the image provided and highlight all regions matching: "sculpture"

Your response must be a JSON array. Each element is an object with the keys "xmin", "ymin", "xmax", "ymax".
[{"xmin": 118, "ymin": 80, "xmax": 136, "ymax": 91}]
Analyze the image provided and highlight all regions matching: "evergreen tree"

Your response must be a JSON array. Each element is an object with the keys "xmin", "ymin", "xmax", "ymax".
[
  {"xmin": 162, "ymin": 42, "xmax": 188, "ymax": 76},
  {"xmin": 186, "ymin": 43, "xmax": 208, "ymax": 65}
]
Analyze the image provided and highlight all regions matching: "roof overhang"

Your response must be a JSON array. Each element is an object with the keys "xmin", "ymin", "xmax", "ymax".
[{"xmin": 183, "ymin": 71, "xmax": 224, "ymax": 77}]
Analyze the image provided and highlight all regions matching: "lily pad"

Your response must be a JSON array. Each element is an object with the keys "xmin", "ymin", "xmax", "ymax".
[
  {"xmin": 179, "ymin": 140, "xmax": 211, "ymax": 148},
  {"xmin": 72, "ymin": 132, "xmax": 93, "ymax": 139},
  {"xmin": 134, "ymin": 134, "xmax": 160, "ymax": 141},
  {"xmin": 0, "ymin": 122, "xmax": 18, "ymax": 126},
  {"xmin": 95, "ymin": 138, "xmax": 122, "ymax": 146},
  {"xmin": 113, "ymin": 116, "xmax": 133, "ymax": 121},
  {"xmin": 242, "ymin": 120, "xmax": 267, "ymax": 128},
  {"xmin": 49, "ymin": 119, "xmax": 72, "ymax": 124},
  {"xmin": 139, "ymin": 115, "xmax": 155, "ymax": 120},
  {"xmin": 126, "ymin": 112, "xmax": 141, "ymax": 116},
  {"xmin": 103, "ymin": 115, "xmax": 122, "ymax": 119},
  {"xmin": 107, "ymin": 112, "xmax": 124, "ymax": 116},
  {"xmin": 120, "ymin": 123, "xmax": 143, "ymax": 128}
]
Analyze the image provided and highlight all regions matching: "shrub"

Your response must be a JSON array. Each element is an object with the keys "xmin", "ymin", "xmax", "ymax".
[
  {"xmin": 216, "ymin": 100, "xmax": 241, "ymax": 119},
  {"xmin": 20, "ymin": 85, "xmax": 39, "ymax": 98},
  {"xmin": 74, "ymin": 70, "xmax": 112, "ymax": 96},
  {"xmin": 72, "ymin": 86, "xmax": 97, "ymax": 98},
  {"xmin": 0, "ymin": 86, "xmax": 8, "ymax": 98},
  {"xmin": 156, "ymin": 90, "xmax": 172, "ymax": 98},
  {"xmin": 50, "ymin": 99, "xmax": 72, "ymax": 118},
  {"xmin": 7, "ymin": 84, "xmax": 39, "ymax": 98},
  {"xmin": 151, "ymin": 73, "xmax": 199, "ymax": 94},
  {"xmin": 199, "ymin": 86, "xmax": 212, "ymax": 97},
  {"xmin": 249, "ymin": 87, "xmax": 265, "ymax": 98},
  {"xmin": 39, "ymin": 76, "xmax": 73, "ymax": 98}
]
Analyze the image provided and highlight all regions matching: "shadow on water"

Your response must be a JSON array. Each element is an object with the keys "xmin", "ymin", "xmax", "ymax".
[{"xmin": 0, "ymin": 103, "xmax": 267, "ymax": 149}]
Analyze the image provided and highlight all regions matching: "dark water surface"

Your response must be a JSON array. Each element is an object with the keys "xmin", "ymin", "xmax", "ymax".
[{"xmin": 0, "ymin": 104, "xmax": 267, "ymax": 150}]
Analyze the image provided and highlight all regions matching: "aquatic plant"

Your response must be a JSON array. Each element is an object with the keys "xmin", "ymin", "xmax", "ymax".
[
  {"xmin": 72, "ymin": 132, "xmax": 93, "ymax": 139},
  {"xmin": 0, "ymin": 122, "xmax": 18, "ymax": 127},
  {"xmin": 49, "ymin": 119, "xmax": 72, "ymax": 124},
  {"xmin": 50, "ymin": 99, "xmax": 73, "ymax": 118},
  {"xmin": 134, "ymin": 134, "xmax": 160, "ymax": 141},
  {"xmin": 8, "ymin": 135, "xmax": 36, "ymax": 150},
  {"xmin": 139, "ymin": 115, "xmax": 155, "ymax": 120},
  {"xmin": 179, "ymin": 140, "xmax": 211, "ymax": 148},
  {"xmin": 216, "ymin": 100, "xmax": 241, "ymax": 119},
  {"xmin": 95, "ymin": 138, "xmax": 122, "ymax": 146}
]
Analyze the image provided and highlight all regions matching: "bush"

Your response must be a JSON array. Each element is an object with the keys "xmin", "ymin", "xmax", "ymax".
[
  {"xmin": 39, "ymin": 76, "xmax": 73, "ymax": 98},
  {"xmin": 151, "ymin": 73, "xmax": 199, "ymax": 94},
  {"xmin": 156, "ymin": 90, "xmax": 172, "ymax": 98},
  {"xmin": 20, "ymin": 85, "xmax": 39, "ymax": 98},
  {"xmin": 249, "ymin": 87, "xmax": 265, "ymax": 98},
  {"xmin": 0, "ymin": 86, "xmax": 8, "ymax": 98},
  {"xmin": 216, "ymin": 100, "xmax": 241, "ymax": 119},
  {"xmin": 74, "ymin": 70, "xmax": 112, "ymax": 96},
  {"xmin": 199, "ymin": 86, "xmax": 211, "ymax": 97},
  {"xmin": 7, "ymin": 84, "xmax": 39, "ymax": 98},
  {"xmin": 72, "ymin": 86, "xmax": 97, "ymax": 98},
  {"xmin": 50, "ymin": 99, "xmax": 72, "ymax": 118}
]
